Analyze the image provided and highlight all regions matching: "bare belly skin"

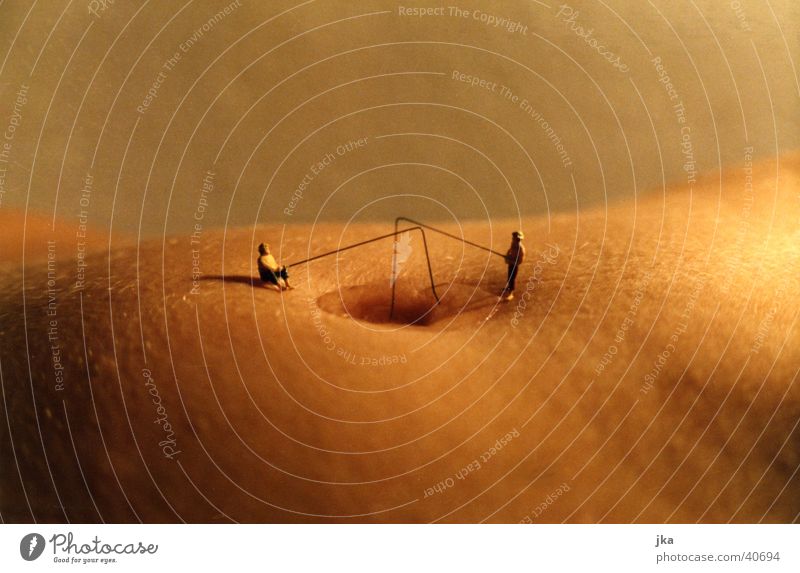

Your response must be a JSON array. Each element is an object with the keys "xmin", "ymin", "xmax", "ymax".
[{"xmin": 1, "ymin": 153, "xmax": 798, "ymax": 523}]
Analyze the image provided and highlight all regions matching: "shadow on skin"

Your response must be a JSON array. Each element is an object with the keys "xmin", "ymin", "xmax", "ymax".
[{"xmin": 200, "ymin": 274, "xmax": 261, "ymax": 287}]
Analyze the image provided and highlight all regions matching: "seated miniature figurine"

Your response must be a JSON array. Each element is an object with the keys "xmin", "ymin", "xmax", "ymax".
[{"xmin": 257, "ymin": 243, "xmax": 293, "ymax": 291}]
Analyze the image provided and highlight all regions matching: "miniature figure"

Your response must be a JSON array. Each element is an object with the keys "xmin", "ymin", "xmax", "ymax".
[
  {"xmin": 257, "ymin": 243, "xmax": 293, "ymax": 291},
  {"xmin": 502, "ymin": 231, "xmax": 525, "ymax": 301}
]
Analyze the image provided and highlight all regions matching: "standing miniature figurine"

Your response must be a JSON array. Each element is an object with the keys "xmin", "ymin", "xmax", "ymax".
[
  {"xmin": 502, "ymin": 231, "xmax": 525, "ymax": 301},
  {"xmin": 257, "ymin": 243, "xmax": 293, "ymax": 291}
]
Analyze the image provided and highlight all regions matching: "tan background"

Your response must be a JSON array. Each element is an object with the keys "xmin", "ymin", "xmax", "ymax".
[{"xmin": 0, "ymin": 0, "xmax": 797, "ymax": 237}]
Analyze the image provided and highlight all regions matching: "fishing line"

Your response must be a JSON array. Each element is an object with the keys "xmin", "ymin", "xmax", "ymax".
[{"xmin": 285, "ymin": 218, "xmax": 506, "ymax": 320}]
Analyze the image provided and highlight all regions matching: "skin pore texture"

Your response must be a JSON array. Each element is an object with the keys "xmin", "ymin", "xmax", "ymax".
[{"xmin": 1, "ymin": 153, "xmax": 799, "ymax": 523}]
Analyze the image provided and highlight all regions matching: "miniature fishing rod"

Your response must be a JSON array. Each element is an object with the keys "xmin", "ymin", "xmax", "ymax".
[
  {"xmin": 286, "ymin": 226, "xmax": 440, "ymax": 316},
  {"xmin": 393, "ymin": 217, "xmax": 506, "ymax": 258},
  {"xmin": 286, "ymin": 218, "xmax": 512, "ymax": 321},
  {"xmin": 389, "ymin": 217, "xmax": 506, "ymax": 318}
]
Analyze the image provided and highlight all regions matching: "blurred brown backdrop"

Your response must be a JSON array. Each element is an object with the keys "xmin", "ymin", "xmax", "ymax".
[{"xmin": 0, "ymin": 0, "xmax": 797, "ymax": 237}]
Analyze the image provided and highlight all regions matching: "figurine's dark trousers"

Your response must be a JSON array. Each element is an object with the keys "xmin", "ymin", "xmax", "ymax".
[
  {"xmin": 260, "ymin": 266, "xmax": 289, "ymax": 286},
  {"xmin": 506, "ymin": 264, "xmax": 519, "ymax": 292}
]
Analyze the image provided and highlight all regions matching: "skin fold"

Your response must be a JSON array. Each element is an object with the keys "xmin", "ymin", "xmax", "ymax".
[{"xmin": 1, "ymin": 153, "xmax": 798, "ymax": 523}]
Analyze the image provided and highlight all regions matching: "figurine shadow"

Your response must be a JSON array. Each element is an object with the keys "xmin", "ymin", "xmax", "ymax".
[
  {"xmin": 200, "ymin": 274, "xmax": 286, "ymax": 293},
  {"xmin": 200, "ymin": 274, "xmax": 261, "ymax": 288}
]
